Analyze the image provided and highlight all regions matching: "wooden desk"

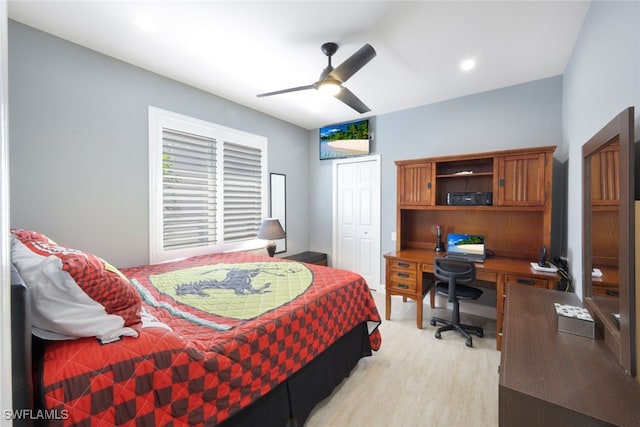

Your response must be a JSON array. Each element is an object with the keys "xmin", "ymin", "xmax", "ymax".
[
  {"xmin": 384, "ymin": 249, "xmax": 559, "ymax": 350},
  {"xmin": 591, "ymin": 265, "xmax": 619, "ymax": 297},
  {"xmin": 500, "ymin": 285, "xmax": 640, "ymax": 426}
]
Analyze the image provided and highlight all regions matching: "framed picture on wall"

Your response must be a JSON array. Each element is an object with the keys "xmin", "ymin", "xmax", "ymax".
[
  {"xmin": 319, "ymin": 119, "xmax": 370, "ymax": 160},
  {"xmin": 269, "ymin": 173, "xmax": 286, "ymax": 253}
]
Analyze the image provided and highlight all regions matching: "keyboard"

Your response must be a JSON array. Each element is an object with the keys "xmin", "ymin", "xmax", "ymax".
[{"xmin": 445, "ymin": 254, "xmax": 486, "ymax": 263}]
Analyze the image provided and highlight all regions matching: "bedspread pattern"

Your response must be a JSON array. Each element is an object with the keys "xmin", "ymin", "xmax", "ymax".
[{"xmin": 39, "ymin": 252, "xmax": 381, "ymax": 426}]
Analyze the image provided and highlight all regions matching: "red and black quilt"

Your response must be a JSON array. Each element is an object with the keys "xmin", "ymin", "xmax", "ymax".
[{"xmin": 39, "ymin": 251, "xmax": 382, "ymax": 426}]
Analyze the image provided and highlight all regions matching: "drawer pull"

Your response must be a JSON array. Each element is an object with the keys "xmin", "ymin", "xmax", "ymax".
[
  {"xmin": 517, "ymin": 278, "xmax": 536, "ymax": 285},
  {"xmin": 397, "ymin": 283, "xmax": 409, "ymax": 289},
  {"xmin": 606, "ymin": 290, "xmax": 619, "ymax": 297},
  {"xmin": 398, "ymin": 262, "xmax": 410, "ymax": 268},
  {"xmin": 397, "ymin": 272, "xmax": 410, "ymax": 278}
]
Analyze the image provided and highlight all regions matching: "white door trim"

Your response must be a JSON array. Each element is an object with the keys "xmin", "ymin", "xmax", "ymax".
[
  {"xmin": 332, "ymin": 154, "xmax": 381, "ymax": 290},
  {"xmin": 1, "ymin": 2, "xmax": 13, "ymax": 420}
]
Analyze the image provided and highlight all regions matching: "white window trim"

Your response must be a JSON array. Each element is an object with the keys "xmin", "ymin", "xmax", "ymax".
[{"xmin": 148, "ymin": 106, "xmax": 268, "ymax": 264}]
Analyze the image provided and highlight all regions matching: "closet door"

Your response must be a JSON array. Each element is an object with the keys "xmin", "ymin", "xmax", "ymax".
[{"xmin": 334, "ymin": 157, "xmax": 381, "ymax": 290}]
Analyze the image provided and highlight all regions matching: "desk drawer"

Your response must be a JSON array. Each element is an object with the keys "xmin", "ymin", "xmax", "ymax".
[
  {"xmin": 389, "ymin": 277, "xmax": 417, "ymax": 292},
  {"xmin": 504, "ymin": 275, "xmax": 549, "ymax": 288},
  {"xmin": 592, "ymin": 284, "xmax": 619, "ymax": 298},
  {"xmin": 498, "ymin": 275, "xmax": 550, "ymax": 314},
  {"xmin": 387, "ymin": 258, "xmax": 418, "ymax": 293},
  {"xmin": 476, "ymin": 270, "xmax": 497, "ymax": 282},
  {"xmin": 389, "ymin": 268, "xmax": 417, "ymax": 283},
  {"xmin": 390, "ymin": 259, "xmax": 417, "ymax": 271}
]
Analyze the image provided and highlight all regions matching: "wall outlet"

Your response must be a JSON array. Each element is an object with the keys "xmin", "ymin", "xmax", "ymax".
[{"xmin": 391, "ymin": 232, "xmax": 396, "ymax": 242}]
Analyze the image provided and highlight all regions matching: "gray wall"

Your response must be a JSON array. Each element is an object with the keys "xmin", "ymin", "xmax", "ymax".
[
  {"xmin": 9, "ymin": 1, "xmax": 639, "ymax": 292},
  {"xmin": 563, "ymin": 0, "xmax": 640, "ymax": 299},
  {"xmin": 8, "ymin": 21, "xmax": 310, "ymax": 267},
  {"xmin": 309, "ymin": 0, "xmax": 640, "ymax": 294},
  {"xmin": 309, "ymin": 76, "xmax": 564, "ymax": 278}
]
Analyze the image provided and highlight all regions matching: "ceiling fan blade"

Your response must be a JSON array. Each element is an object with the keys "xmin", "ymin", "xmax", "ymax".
[
  {"xmin": 330, "ymin": 44, "xmax": 376, "ymax": 83},
  {"xmin": 334, "ymin": 87, "xmax": 371, "ymax": 114},
  {"xmin": 257, "ymin": 84, "xmax": 315, "ymax": 98}
]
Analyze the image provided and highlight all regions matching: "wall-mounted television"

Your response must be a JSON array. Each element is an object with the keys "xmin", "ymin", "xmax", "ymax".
[{"xmin": 319, "ymin": 119, "xmax": 370, "ymax": 160}]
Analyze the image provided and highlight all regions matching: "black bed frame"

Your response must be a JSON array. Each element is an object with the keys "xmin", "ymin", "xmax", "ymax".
[
  {"xmin": 11, "ymin": 264, "xmax": 34, "ymax": 427},
  {"xmin": 11, "ymin": 265, "xmax": 372, "ymax": 426}
]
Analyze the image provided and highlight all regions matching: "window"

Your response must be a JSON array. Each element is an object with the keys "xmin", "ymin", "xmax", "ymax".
[{"xmin": 149, "ymin": 107, "xmax": 267, "ymax": 264}]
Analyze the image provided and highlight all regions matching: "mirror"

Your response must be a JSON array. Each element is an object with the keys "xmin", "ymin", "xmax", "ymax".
[
  {"xmin": 582, "ymin": 107, "xmax": 635, "ymax": 375},
  {"xmin": 269, "ymin": 173, "xmax": 287, "ymax": 254}
]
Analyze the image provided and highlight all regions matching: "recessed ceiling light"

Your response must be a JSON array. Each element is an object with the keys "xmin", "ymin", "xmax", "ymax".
[
  {"xmin": 460, "ymin": 59, "xmax": 476, "ymax": 71},
  {"xmin": 134, "ymin": 15, "xmax": 156, "ymax": 32}
]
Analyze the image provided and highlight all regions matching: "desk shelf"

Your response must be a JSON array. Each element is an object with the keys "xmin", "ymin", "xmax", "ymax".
[{"xmin": 394, "ymin": 146, "xmax": 555, "ymax": 259}]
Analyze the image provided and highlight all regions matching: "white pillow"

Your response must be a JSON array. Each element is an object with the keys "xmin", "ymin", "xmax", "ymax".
[{"xmin": 10, "ymin": 232, "xmax": 142, "ymax": 344}]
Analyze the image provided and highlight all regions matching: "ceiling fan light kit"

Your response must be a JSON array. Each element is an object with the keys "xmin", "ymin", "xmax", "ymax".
[
  {"xmin": 318, "ymin": 79, "xmax": 341, "ymax": 96},
  {"xmin": 257, "ymin": 42, "xmax": 376, "ymax": 114}
]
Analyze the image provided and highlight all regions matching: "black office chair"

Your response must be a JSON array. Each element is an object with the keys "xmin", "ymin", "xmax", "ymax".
[{"xmin": 429, "ymin": 257, "xmax": 484, "ymax": 347}]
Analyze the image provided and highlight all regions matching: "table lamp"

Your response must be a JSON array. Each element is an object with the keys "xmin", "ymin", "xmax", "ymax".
[{"xmin": 257, "ymin": 218, "xmax": 286, "ymax": 257}]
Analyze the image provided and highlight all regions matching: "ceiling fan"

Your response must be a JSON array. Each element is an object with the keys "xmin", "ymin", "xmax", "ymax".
[{"xmin": 257, "ymin": 42, "xmax": 377, "ymax": 114}]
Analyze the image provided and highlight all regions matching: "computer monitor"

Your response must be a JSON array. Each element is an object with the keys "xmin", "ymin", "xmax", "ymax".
[{"xmin": 446, "ymin": 233, "xmax": 486, "ymax": 259}]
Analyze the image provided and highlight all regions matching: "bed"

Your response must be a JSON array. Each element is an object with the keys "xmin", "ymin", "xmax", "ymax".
[{"xmin": 9, "ymin": 229, "xmax": 381, "ymax": 426}]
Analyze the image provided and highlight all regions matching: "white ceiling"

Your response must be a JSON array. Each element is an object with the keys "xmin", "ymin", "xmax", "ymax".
[{"xmin": 8, "ymin": 1, "xmax": 590, "ymax": 130}]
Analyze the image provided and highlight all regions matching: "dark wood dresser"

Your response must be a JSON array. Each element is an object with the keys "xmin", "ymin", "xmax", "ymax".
[{"xmin": 499, "ymin": 285, "xmax": 640, "ymax": 426}]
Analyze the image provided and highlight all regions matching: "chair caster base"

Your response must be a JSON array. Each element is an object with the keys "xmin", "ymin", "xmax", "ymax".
[{"xmin": 430, "ymin": 316, "xmax": 483, "ymax": 347}]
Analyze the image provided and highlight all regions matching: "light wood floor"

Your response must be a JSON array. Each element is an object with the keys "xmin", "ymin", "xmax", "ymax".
[{"xmin": 305, "ymin": 290, "xmax": 500, "ymax": 427}]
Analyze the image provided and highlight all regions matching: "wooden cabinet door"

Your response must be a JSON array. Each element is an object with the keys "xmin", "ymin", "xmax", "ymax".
[
  {"xmin": 590, "ymin": 141, "xmax": 619, "ymax": 205},
  {"xmin": 398, "ymin": 163, "xmax": 433, "ymax": 207},
  {"xmin": 497, "ymin": 153, "xmax": 546, "ymax": 206}
]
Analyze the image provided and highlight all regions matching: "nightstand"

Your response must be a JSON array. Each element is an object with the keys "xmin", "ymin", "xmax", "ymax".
[{"xmin": 283, "ymin": 251, "xmax": 328, "ymax": 266}]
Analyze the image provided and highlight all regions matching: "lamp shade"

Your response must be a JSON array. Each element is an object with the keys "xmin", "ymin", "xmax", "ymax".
[{"xmin": 257, "ymin": 218, "xmax": 286, "ymax": 240}]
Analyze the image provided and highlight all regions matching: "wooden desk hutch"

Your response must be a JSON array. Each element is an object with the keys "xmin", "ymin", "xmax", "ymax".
[{"xmin": 385, "ymin": 145, "xmax": 559, "ymax": 350}]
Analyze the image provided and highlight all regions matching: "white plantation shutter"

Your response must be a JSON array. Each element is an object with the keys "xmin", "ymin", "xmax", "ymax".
[
  {"xmin": 149, "ymin": 107, "xmax": 268, "ymax": 264},
  {"xmin": 162, "ymin": 129, "xmax": 217, "ymax": 250},
  {"xmin": 223, "ymin": 142, "xmax": 263, "ymax": 242}
]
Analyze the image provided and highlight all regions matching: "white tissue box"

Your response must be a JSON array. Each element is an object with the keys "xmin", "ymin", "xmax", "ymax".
[{"xmin": 554, "ymin": 303, "xmax": 595, "ymax": 338}]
